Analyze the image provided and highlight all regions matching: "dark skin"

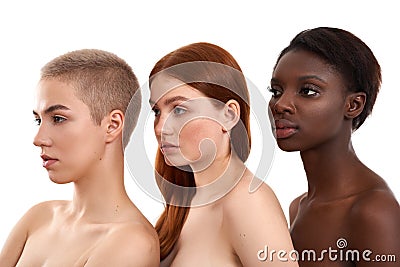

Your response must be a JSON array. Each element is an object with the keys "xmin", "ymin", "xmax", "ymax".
[{"xmin": 269, "ymin": 50, "xmax": 400, "ymax": 266}]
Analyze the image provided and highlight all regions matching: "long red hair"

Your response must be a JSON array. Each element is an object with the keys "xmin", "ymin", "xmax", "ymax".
[{"xmin": 149, "ymin": 42, "xmax": 251, "ymax": 260}]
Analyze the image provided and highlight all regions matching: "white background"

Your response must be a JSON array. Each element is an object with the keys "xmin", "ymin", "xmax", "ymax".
[{"xmin": 0, "ymin": 0, "xmax": 399, "ymax": 247}]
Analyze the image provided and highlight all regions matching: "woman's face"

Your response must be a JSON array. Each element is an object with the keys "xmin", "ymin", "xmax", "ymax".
[
  {"xmin": 268, "ymin": 50, "xmax": 349, "ymax": 152},
  {"xmin": 150, "ymin": 76, "xmax": 228, "ymax": 170},
  {"xmin": 33, "ymin": 79, "xmax": 106, "ymax": 183}
]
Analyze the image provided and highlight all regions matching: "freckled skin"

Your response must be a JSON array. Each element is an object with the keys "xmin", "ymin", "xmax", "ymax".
[
  {"xmin": 151, "ymin": 79, "xmax": 298, "ymax": 267},
  {"xmin": 269, "ymin": 50, "xmax": 400, "ymax": 267}
]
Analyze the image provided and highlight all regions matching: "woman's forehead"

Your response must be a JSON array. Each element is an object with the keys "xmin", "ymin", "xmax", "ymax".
[{"xmin": 150, "ymin": 76, "xmax": 206, "ymax": 106}]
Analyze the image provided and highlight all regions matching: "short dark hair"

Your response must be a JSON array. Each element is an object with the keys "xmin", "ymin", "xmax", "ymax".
[{"xmin": 274, "ymin": 27, "xmax": 381, "ymax": 130}]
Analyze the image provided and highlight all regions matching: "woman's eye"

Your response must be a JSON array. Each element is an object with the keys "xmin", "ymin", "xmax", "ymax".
[
  {"xmin": 53, "ymin": 116, "xmax": 66, "ymax": 124},
  {"xmin": 300, "ymin": 87, "xmax": 319, "ymax": 96},
  {"xmin": 152, "ymin": 108, "xmax": 160, "ymax": 117},
  {"xmin": 34, "ymin": 118, "xmax": 41, "ymax": 126},
  {"xmin": 267, "ymin": 86, "xmax": 282, "ymax": 97},
  {"xmin": 173, "ymin": 106, "xmax": 186, "ymax": 115}
]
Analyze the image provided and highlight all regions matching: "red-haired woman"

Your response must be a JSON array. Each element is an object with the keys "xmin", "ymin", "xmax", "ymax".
[{"xmin": 149, "ymin": 42, "xmax": 297, "ymax": 266}]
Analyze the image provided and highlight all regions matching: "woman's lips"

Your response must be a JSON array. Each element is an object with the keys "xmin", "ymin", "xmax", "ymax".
[
  {"xmin": 160, "ymin": 142, "xmax": 179, "ymax": 153},
  {"xmin": 41, "ymin": 154, "xmax": 58, "ymax": 169},
  {"xmin": 274, "ymin": 119, "xmax": 299, "ymax": 139},
  {"xmin": 42, "ymin": 159, "xmax": 58, "ymax": 168}
]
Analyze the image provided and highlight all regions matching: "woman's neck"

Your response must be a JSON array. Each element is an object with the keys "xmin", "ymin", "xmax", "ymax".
[
  {"xmin": 190, "ymin": 151, "xmax": 247, "ymax": 206},
  {"xmin": 70, "ymin": 146, "xmax": 131, "ymax": 223},
  {"xmin": 300, "ymin": 139, "xmax": 364, "ymax": 201}
]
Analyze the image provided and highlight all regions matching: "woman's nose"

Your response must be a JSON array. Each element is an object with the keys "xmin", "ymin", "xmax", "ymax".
[
  {"xmin": 33, "ymin": 124, "xmax": 52, "ymax": 147},
  {"xmin": 270, "ymin": 92, "xmax": 295, "ymax": 115},
  {"xmin": 154, "ymin": 114, "xmax": 174, "ymax": 138}
]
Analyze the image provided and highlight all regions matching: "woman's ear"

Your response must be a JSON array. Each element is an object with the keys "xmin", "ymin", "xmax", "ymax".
[
  {"xmin": 222, "ymin": 99, "xmax": 240, "ymax": 132},
  {"xmin": 345, "ymin": 92, "xmax": 366, "ymax": 119},
  {"xmin": 104, "ymin": 109, "xmax": 124, "ymax": 143}
]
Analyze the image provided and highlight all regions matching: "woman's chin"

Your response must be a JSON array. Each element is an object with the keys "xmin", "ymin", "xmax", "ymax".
[
  {"xmin": 276, "ymin": 141, "xmax": 300, "ymax": 152},
  {"xmin": 164, "ymin": 157, "xmax": 185, "ymax": 167},
  {"xmin": 49, "ymin": 175, "xmax": 74, "ymax": 184}
]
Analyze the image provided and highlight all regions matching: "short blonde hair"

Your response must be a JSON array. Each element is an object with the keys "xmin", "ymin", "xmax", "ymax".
[{"xmin": 41, "ymin": 49, "xmax": 141, "ymax": 147}]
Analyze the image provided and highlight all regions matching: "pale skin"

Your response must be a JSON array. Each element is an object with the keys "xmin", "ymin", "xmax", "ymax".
[
  {"xmin": 0, "ymin": 79, "xmax": 159, "ymax": 267},
  {"xmin": 150, "ymin": 76, "xmax": 298, "ymax": 267}
]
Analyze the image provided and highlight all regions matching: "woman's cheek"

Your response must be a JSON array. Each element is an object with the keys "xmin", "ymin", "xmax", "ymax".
[{"xmin": 179, "ymin": 120, "xmax": 219, "ymax": 160}]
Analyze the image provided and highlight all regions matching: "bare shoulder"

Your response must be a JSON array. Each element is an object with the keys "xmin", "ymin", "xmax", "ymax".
[
  {"xmin": 222, "ymin": 171, "xmax": 290, "ymax": 230},
  {"xmin": 223, "ymin": 171, "xmax": 289, "ymax": 225},
  {"xmin": 350, "ymin": 187, "xmax": 400, "ymax": 227},
  {"xmin": 220, "ymin": 171, "xmax": 296, "ymax": 266},
  {"xmin": 87, "ymin": 220, "xmax": 159, "ymax": 267},
  {"xmin": 15, "ymin": 200, "xmax": 70, "ymax": 236},
  {"xmin": 29, "ymin": 199, "xmax": 69, "ymax": 211},
  {"xmin": 18, "ymin": 200, "xmax": 68, "ymax": 227},
  {"xmin": 224, "ymin": 171, "xmax": 282, "ymax": 211},
  {"xmin": 289, "ymin": 192, "xmax": 307, "ymax": 225},
  {"xmin": 0, "ymin": 200, "xmax": 69, "ymax": 266},
  {"xmin": 110, "ymin": 222, "xmax": 159, "ymax": 257},
  {"xmin": 349, "ymin": 186, "xmax": 400, "ymax": 250}
]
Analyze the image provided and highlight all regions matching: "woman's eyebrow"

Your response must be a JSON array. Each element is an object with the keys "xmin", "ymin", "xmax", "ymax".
[
  {"xmin": 33, "ymin": 104, "xmax": 70, "ymax": 116},
  {"xmin": 299, "ymin": 75, "xmax": 327, "ymax": 84},
  {"xmin": 270, "ymin": 75, "xmax": 328, "ymax": 84},
  {"xmin": 149, "ymin": 96, "xmax": 190, "ymax": 107},
  {"xmin": 270, "ymin": 77, "xmax": 280, "ymax": 84},
  {"xmin": 164, "ymin": 96, "xmax": 189, "ymax": 106}
]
